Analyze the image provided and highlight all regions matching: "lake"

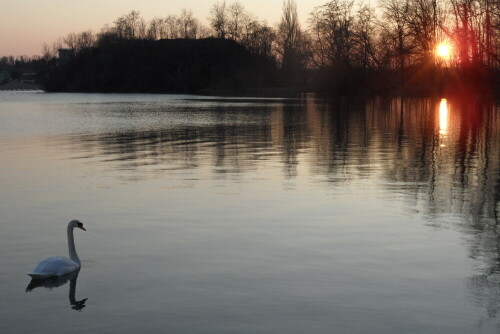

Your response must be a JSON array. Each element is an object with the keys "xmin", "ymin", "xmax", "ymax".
[{"xmin": 0, "ymin": 92, "xmax": 499, "ymax": 333}]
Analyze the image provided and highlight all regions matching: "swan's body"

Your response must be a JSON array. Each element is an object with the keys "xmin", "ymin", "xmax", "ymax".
[
  {"xmin": 28, "ymin": 256, "xmax": 80, "ymax": 279},
  {"xmin": 28, "ymin": 220, "xmax": 86, "ymax": 279}
]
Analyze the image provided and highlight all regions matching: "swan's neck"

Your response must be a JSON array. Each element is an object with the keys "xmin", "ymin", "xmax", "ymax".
[{"xmin": 67, "ymin": 226, "xmax": 80, "ymax": 265}]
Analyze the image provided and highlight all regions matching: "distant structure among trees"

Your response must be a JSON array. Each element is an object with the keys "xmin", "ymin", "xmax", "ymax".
[
  {"xmin": 2, "ymin": 0, "xmax": 499, "ymax": 95},
  {"xmin": 58, "ymin": 49, "xmax": 75, "ymax": 62}
]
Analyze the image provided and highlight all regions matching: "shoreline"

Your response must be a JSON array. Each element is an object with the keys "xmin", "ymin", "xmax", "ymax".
[{"xmin": 0, "ymin": 80, "xmax": 42, "ymax": 91}]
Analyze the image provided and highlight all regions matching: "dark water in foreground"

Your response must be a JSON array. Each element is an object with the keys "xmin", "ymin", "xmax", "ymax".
[{"xmin": 0, "ymin": 92, "xmax": 499, "ymax": 333}]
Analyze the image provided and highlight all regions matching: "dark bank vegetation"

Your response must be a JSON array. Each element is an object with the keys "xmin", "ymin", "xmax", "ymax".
[
  {"xmin": 2, "ymin": 0, "xmax": 499, "ymax": 96},
  {"xmin": 0, "ymin": 56, "xmax": 40, "ymax": 83},
  {"xmin": 41, "ymin": 38, "xmax": 277, "ymax": 93}
]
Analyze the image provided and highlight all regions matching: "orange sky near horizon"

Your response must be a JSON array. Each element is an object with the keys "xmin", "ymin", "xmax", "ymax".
[{"xmin": 1, "ymin": 0, "xmax": 331, "ymax": 57}]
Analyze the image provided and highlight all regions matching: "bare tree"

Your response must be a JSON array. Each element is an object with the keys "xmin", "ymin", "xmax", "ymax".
[
  {"xmin": 147, "ymin": 18, "xmax": 164, "ymax": 40},
  {"xmin": 179, "ymin": 9, "xmax": 197, "ymax": 39},
  {"xmin": 64, "ymin": 31, "xmax": 95, "ymax": 51},
  {"xmin": 241, "ymin": 19, "xmax": 276, "ymax": 57},
  {"xmin": 42, "ymin": 43, "xmax": 56, "ymax": 60},
  {"xmin": 352, "ymin": 4, "xmax": 379, "ymax": 70},
  {"xmin": 113, "ymin": 10, "xmax": 146, "ymax": 39},
  {"xmin": 379, "ymin": 0, "xmax": 411, "ymax": 85},
  {"xmin": 196, "ymin": 24, "xmax": 213, "ymax": 39},
  {"xmin": 209, "ymin": 1, "xmax": 228, "ymax": 38},
  {"xmin": 227, "ymin": 2, "xmax": 246, "ymax": 41},
  {"xmin": 78, "ymin": 31, "xmax": 95, "ymax": 49},
  {"xmin": 404, "ymin": 0, "xmax": 445, "ymax": 65},
  {"xmin": 165, "ymin": 15, "xmax": 181, "ymax": 39},
  {"xmin": 308, "ymin": 0, "xmax": 355, "ymax": 68},
  {"xmin": 276, "ymin": 0, "xmax": 310, "ymax": 84},
  {"xmin": 277, "ymin": 0, "xmax": 300, "ymax": 61},
  {"xmin": 447, "ymin": 0, "xmax": 499, "ymax": 69}
]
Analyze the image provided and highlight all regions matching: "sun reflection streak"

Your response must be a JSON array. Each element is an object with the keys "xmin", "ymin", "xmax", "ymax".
[
  {"xmin": 439, "ymin": 99, "xmax": 448, "ymax": 135},
  {"xmin": 438, "ymin": 98, "xmax": 449, "ymax": 147}
]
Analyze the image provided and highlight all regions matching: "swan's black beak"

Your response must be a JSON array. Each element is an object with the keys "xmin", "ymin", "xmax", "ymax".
[{"xmin": 78, "ymin": 225, "xmax": 86, "ymax": 231}]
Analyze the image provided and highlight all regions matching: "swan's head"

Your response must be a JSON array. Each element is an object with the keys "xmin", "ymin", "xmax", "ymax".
[{"xmin": 69, "ymin": 220, "xmax": 86, "ymax": 231}]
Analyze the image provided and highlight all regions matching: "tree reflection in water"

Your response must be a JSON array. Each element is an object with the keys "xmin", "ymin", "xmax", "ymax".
[{"xmin": 56, "ymin": 95, "xmax": 498, "ymax": 317}]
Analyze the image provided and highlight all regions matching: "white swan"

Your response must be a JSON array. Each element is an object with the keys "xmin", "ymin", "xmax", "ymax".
[{"xmin": 28, "ymin": 220, "xmax": 86, "ymax": 278}]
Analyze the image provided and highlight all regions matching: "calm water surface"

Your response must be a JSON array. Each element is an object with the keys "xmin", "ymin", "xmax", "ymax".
[{"xmin": 0, "ymin": 92, "xmax": 499, "ymax": 333}]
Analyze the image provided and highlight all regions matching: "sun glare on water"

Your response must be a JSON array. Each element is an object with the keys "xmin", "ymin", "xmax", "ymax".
[{"xmin": 439, "ymin": 98, "xmax": 448, "ymax": 136}]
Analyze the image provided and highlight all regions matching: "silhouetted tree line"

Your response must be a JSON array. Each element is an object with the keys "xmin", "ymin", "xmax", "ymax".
[
  {"xmin": 0, "ymin": 56, "xmax": 40, "ymax": 83},
  {"xmin": 306, "ymin": 0, "xmax": 500, "ymax": 94},
  {"xmin": 8, "ymin": 0, "xmax": 499, "ymax": 95}
]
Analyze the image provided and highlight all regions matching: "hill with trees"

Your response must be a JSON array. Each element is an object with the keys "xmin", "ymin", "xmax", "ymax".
[{"xmin": 40, "ymin": 38, "xmax": 277, "ymax": 93}]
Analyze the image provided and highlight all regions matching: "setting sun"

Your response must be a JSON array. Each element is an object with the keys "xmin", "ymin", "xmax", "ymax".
[{"xmin": 436, "ymin": 43, "xmax": 451, "ymax": 58}]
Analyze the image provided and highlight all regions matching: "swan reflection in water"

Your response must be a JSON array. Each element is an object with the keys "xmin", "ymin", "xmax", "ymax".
[{"xmin": 26, "ymin": 268, "xmax": 88, "ymax": 311}]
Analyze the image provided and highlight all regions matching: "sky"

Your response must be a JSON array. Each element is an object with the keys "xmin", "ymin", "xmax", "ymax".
[{"xmin": 1, "ymin": 0, "xmax": 332, "ymax": 57}]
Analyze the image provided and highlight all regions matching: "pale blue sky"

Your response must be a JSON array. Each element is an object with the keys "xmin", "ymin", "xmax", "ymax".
[{"xmin": 1, "ymin": 0, "xmax": 340, "ymax": 56}]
